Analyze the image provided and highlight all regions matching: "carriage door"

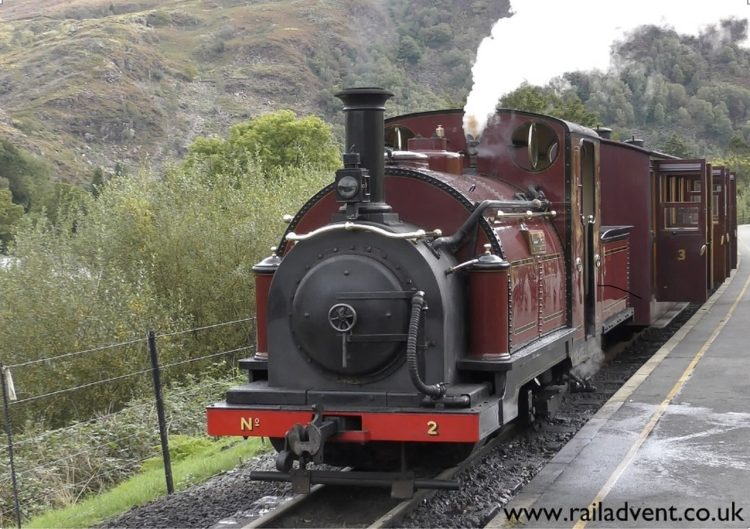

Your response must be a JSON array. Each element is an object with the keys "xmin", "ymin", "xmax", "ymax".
[
  {"xmin": 711, "ymin": 167, "xmax": 729, "ymax": 285},
  {"xmin": 729, "ymin": 172, "xmax": 738, "ymax": 270},
  {"xmin": 654, "ymin": 160, "xmax": 709, "ymax": 303},
  {"xmin": 580, "ymin": 140, "xmax": 598, "ymax": 337}
]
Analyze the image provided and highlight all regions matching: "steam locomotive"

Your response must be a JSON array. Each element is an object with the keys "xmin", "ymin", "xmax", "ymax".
[{"xmin": 207, "ymin": 87, "xmax": 737, "ymax": 497}]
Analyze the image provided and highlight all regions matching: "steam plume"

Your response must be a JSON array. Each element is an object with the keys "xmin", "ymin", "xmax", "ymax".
[{"xmin": 462, "ymin": 0, "xmax": 747, "ymax": 139}]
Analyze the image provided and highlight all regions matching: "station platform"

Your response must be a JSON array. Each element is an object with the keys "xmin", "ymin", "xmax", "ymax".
[{"xmin": 489, "ymin": 225, "xmax": 750, "ymax": 528}]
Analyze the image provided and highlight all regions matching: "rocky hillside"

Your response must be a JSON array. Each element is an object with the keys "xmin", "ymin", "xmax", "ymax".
[{"xmin": 0, "ymin": 0, "xmax": 508, "ymax": 181}]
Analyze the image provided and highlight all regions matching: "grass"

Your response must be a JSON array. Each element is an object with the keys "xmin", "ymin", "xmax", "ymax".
[{"xmin": 25, "ymin": 436, "xmax": 267, "ymax": 529}]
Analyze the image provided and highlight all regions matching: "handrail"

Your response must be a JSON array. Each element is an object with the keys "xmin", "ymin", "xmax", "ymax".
[{"xmin": 285, "ymin": 222, "xmax": 442, "ymax": 243}]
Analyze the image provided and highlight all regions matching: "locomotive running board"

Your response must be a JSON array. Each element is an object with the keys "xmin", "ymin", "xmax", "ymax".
[{"xmin": 250, "ymin": 469, "xmax": 459, "ymax": 499}]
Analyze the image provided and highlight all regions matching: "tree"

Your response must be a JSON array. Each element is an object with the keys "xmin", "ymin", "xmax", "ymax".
[
  {"xmin": 687, "ymin": 97, "xmax": 715, "ymax": 128},
  {"xmin": 500, "ymin": 83, "xmax": 550, "ymax": 115},
  {"xmin": 653, "ymin": 103, "xmax": 666, "ymax": 125},
  {"xmin": 187, "ymin": 110, "xmax": 341, "ymax": 177},
  {"xmin": 661, "ymin": 133, "xmax": 695, "ymax": 158},
  {"xmin": 88, "ymin": 167, "xmax": 106, "ymax": 197},
  {"xmin": 0, "ymin": 138, "xmax": 53, "ymax": 212},
  {"xmin": 553, "ymin": 93, "xmax": 599, "ymax": 127},
  {"xmin": 397, "ymin": 35, "xmax": 422, "ymax": 64},
  {"xmin": 563, "ymin": 72, "xmax": 592, "ymax": 102},
  {"xmin": 46, "ymin": 182, "xmax": 89, "ymax": 227},
  {"xmin": 0, "ymin": 189, "xmax": 23, "ymax": 251},
  {"xmin": 714, "ymin": 152, "xmax": 750, "ymax": 220},
  {"xmin": 667, "ymin": 84, "xmax": 689, "ymax": 110},
  {"xmin": 670, "ymin": 64, "xmax": 685, "ymax": 84},
  {"xmin": 500, "ymin": 83, "xmax": 599, "ymax": 127},
  {"xmin": 420, "ymin": 23, "xmax": 452, "ymax": 48},
  {"xmin": 721, "ymin": 18, "xmax": 748, "ymax": 44}
]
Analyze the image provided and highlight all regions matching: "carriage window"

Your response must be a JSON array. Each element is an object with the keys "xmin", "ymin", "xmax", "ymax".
[
  {"xmin": 660, "ymin": 174, "xmax": 702, "ymax": 231},
  {"xmin": 712, "ymin": 192, "xmax": 720, "ymax": 224},
  {"xmin": 664, "ymin": 205, "xmax": 700, "ymax": 230},
  {"xmin": 511, "ymin": 122, "xmax": 559, "ymax": 172},
  {"xmin": 384, "ymin": 125, "xmax": 415, "ymax": 151}
]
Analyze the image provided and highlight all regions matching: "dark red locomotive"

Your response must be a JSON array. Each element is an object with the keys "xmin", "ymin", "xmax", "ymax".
[{"xmin": 207, "ymin": 88, "xmax": 736, "ymax": 496}]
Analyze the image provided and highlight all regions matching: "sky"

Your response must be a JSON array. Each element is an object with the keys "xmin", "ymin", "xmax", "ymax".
[{"xmin": 463, "ymin": 0, "xmax": 750, "ymax": 137}]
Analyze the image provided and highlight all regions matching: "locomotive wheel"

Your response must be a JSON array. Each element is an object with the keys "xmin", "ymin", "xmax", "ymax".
[
  {"xmin": 270, "ymin": 438, "xmax": 477, "ymax": 470},
  {"xmin": 322, "ymin": 441, "xmax": 478, "ymax": 470},
  {"xmin": 411, "ymin": 442, "xmax": 478, "ymax": 468},
  {"xmin": 275, "ymin": 450, "xmax": 294, "ymax": 472},
  {"xmin": 323, "ymin": 442, "xmax": 400, "ymax": 469}
]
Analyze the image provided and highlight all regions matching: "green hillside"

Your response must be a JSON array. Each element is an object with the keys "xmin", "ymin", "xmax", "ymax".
[
  {"xmin": 569, "ymin": 19, "xmax": 750, "ymax": 155},
  {"xmin": 0, "ymin": 0, "xmax": 508, "ymax": 181},
  {"xmin": 1, "ymin": 2, "xmax": 748, "ymax": 213}
]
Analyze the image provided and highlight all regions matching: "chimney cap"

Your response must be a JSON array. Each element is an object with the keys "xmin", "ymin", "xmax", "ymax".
[
  {"xmin": 335, "ymin": 87, "xmax": 394, "ymax": 110},
  {"xmin": 595, "ymin": 126, "xmax": 612, "ymax": 139},
  {"xmin": 624, "ymin": 136, "xmax": 645, "ymax": 147}
]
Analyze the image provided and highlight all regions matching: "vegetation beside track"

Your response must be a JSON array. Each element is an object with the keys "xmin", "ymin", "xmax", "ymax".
[{"xmin": 25, "ymin": 436, "xmax": 266, "ymax": 529}]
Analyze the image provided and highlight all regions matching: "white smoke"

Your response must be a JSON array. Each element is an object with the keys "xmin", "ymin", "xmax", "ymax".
[{"xmin": 463, "ymin": 0, "xmax": 748, "ymax": 139}]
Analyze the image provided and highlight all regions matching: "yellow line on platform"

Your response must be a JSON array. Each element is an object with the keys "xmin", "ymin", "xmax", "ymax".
[{"xmin": 573, "ymin": 267, "xmax": 750, "ymax": 529}]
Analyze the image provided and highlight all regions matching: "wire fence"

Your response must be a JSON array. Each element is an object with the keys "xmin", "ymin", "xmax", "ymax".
[{"xmin": 0, "ymin": 316, "xmax": 255, "ymax": 528}]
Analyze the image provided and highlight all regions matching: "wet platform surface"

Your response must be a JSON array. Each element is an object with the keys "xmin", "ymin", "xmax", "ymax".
[{"xmin": 489, "ymin": 225, "xmax": 750, "ymax": 528}]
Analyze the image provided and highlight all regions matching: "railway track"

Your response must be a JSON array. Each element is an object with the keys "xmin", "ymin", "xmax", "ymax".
[{"xmin": 221, "ymin": 425, "xmax": 518, "ymax": 529}]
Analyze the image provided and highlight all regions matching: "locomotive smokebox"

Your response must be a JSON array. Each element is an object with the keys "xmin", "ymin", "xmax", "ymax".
[{"xmin": 335, "ymin": 87, "xmax": 394, "ymax": 216}]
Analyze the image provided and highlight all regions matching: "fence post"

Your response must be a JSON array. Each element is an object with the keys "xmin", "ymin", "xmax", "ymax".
[
  {"xmin": 148, "ymin": 331, "xmax": 174, "ymax": 494},
  {"xmin": 1, "ymin": 365, "xmax": 21, "ymax": 529}
]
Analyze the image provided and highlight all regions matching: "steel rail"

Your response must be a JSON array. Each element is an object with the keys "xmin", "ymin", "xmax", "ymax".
[
  {"xmin": 235, "ymin": 425, "xmax": 518, "ymax": 529},
  {"xmin": 367, "ymin": 424, "xmax": 518, "ymax": 528},
  {"xmin": 240, "ymin": 482, "xmax": 326, "ymax": 529},
  {"xmin": 239, "ymin": 467, "xmax": 352, "ymax": 529}
]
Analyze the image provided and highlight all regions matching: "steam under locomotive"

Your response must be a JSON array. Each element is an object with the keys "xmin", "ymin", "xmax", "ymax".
[{"xmin": 207, "ymin": 87, "xmax": 737, "ymax": 497}]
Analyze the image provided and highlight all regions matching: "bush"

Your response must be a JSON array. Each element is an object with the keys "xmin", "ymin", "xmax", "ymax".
[
  {"xmin": 397, "ymin": 36, "xmax": 422, "ymax": 64},
  {"xmin": 0, "ymin": 189, "xmax": 23, "ymax": 251},
  {"xmin": 0, "ymin": 138, "xmax": 53, "ymax": 213},
  {"xmin": 1, "ymin": 163, "xmax": 330, "ymax": 426},
  {"xmin": 420, "ymin": 23, "xmax": 452, "ymax": 48},
  {"xmin": 187, "ymin": 110, "xmax": 340, "ymax": 177},
  {"xmin": 0, "ymin": 372, "xmax": 244, "ymax": 522},
  {"xmin": 1, "ymin": 114, "xmax": 334, "ymax": 427},
  {"xmin": 145, "ymin": 11, "xmax": 172, "ymax": 28}
]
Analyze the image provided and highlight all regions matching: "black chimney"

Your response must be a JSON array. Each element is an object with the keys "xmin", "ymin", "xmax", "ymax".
[
  {"xmin": 624, "ymin": 136, "xmax": 645, "ymax": 148},
  {"xmin": 595, "ymin": 126, "xmax": 612, "ymax": 140},
  {"xmin": 335, "ymin": 87, "xmax": 393, "ymax": 217}
]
